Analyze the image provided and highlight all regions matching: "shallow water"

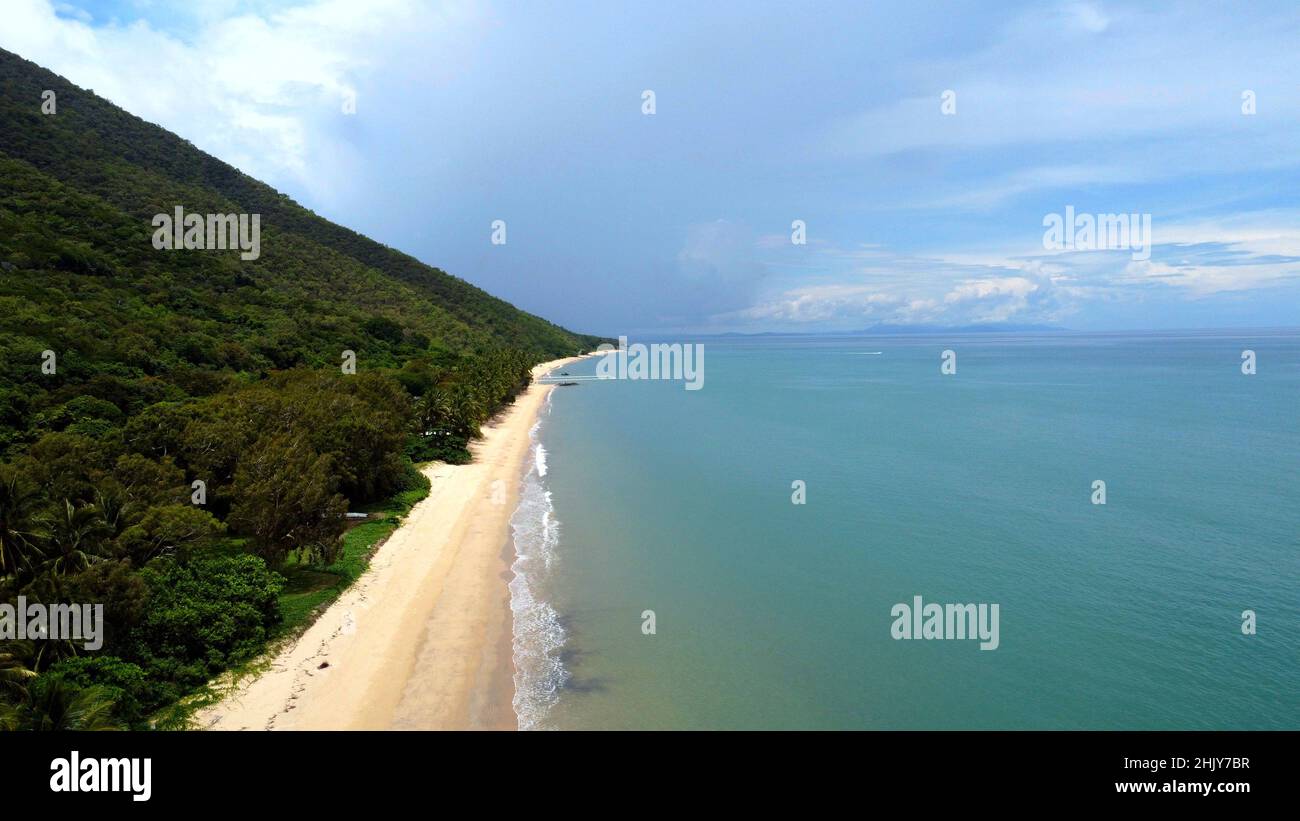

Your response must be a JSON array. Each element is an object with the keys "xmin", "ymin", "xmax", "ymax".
[{"xmin": 511, "ymin": 330, "xmax": 1300, "ymax": 729}]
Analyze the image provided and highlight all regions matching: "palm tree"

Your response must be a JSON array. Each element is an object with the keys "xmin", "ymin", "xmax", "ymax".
[
  {"xmin": 38, "ymin": 500, "xmax": 110, "ymax": 577},
  {"xmin": 415, "ymin": 387, "xmax": 452, "ymax": 436},
  {"xmin": 94, "ymin": 487, "xmax": 133, "ymax": 541},
  {"xmin": 0, "ymin": 678, "xmax": 121, "ymax": 731},
  {"xmin": 0, "ymin": 466, "xmax": 46, "ymax": 579},
  {"xmin": 450, "ymin": 389, "xmax": 483, "ymax": 439},
  {"xmin": 0, "ymin": 641, "xmax": 37, "ymax": 700}
]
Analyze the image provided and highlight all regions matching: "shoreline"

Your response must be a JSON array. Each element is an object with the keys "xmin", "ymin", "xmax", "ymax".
[{"xmin": 197, "ymin": 354, "xmax": 590, "ymax": 730}]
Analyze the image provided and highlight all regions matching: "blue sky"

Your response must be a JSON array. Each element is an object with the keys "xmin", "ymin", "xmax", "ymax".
[{"xmin": 5, "ymin": 0, "xmax": 1300, "ymax": 334}]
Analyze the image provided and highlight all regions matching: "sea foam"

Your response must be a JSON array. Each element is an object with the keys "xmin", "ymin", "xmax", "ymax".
[{"xmin": 509, "ymin": 424, "xmax": 568, "ymax": 730}]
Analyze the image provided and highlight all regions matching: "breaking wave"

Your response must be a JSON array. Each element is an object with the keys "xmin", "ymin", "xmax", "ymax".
[{"xmin": 509, "ymin": 424, "xmax": 568, "ymax": 729}]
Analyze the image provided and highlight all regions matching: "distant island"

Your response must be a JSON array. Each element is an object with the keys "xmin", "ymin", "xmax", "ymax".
[{"xmin": 705, "ymin": 323, "xmax": 1068, "ymax": 338}]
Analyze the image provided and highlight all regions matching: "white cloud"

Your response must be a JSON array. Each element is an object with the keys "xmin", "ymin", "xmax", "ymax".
[
  {"xmin": 728, "ymin": 208, "xmax": 1300, "ymax": 329},
  {"xmin": 814, "ymin": 1, "xmax": 1300, "ymax": 168},
  {"xmin": 1064, "ymin": 2, "xmax": 1110, "ymax": 34},
  {"xmin": 0, "ymin": 0, "xmax": 487, "ymax": 208}
]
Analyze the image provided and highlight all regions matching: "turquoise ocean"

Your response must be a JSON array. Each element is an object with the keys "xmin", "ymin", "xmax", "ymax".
[{"xmin": 508, "ymin": 330, "xmax": 1299, "ymax": 729}]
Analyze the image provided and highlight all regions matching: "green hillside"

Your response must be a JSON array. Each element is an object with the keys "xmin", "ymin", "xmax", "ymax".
[
  {"xmin": 0, "ymin": 47, "xmax": 602, "ymax": 729},
  {"xmin": 0, "ymin": 48, "xmax": 601, "ymax": 366}
]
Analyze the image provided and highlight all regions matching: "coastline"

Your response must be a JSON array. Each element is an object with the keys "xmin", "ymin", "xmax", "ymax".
[{"xmin": 197, "ymin": 354, "xmax": 589, "ymax": 730}]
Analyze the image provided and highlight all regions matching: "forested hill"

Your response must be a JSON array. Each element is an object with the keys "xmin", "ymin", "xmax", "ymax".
[
  {"xmin": 0, "ymin": 46, "xmax": 602, "ymax": 362},
  {"xmin": 0, "ymin": 47, "xmax": 601, "ymax": 730}
]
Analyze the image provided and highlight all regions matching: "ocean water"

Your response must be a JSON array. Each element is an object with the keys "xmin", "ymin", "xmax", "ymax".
[{"xmin": 509, "ymin": 330, "xmax": 1300, "ymax": 729}]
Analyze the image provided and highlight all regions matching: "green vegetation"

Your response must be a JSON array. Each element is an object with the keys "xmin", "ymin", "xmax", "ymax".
[
  {"xmin": 277, "ymin": 467, "xmax": 430, "ymax": 633},
  {"xmin": 0, "ymin": 47, "xmax": 604, "ymax": 730}
]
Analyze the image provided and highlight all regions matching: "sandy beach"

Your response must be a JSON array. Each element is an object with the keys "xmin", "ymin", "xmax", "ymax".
[{"xmin": 197, "ymin": 355, "xmax": 588, "ymax": 730}]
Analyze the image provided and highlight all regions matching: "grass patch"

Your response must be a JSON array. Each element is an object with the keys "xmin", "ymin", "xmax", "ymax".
[
  {"xmin": 277, "ymin": 519, "xmax": 395, "ymax": 631},
  {"xmin": 165, "ymin": 466, "xmax": 432, "ymax": 728},
  {"xmin": 275, "ymin": 472, "xmax": 431, "ymax": 635}
]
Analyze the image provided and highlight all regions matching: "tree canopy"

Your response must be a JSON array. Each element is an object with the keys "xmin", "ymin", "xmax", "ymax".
[{"xmin": 0, "ymin": 46, "xmax": 605, "ymax": 729}]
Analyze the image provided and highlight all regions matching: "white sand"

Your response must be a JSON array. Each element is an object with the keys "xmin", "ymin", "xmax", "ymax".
[{"xmin": 197, "ymin": 355, "xmax": 589, "ymax": 730}]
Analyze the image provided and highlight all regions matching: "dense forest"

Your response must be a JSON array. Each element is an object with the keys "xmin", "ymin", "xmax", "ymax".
[{"xmin": 0, "ymin": 47, "xmax": 604, "ymax": 729}]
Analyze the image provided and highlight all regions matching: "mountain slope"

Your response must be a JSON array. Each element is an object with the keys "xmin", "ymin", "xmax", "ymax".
[
  {"xmin": 0, "ymin": 47, "xmax": 601, "ymax": 727},
  {"xmin": 0, "ymin": 46, "xmax": 602, "ymax": 368}
]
